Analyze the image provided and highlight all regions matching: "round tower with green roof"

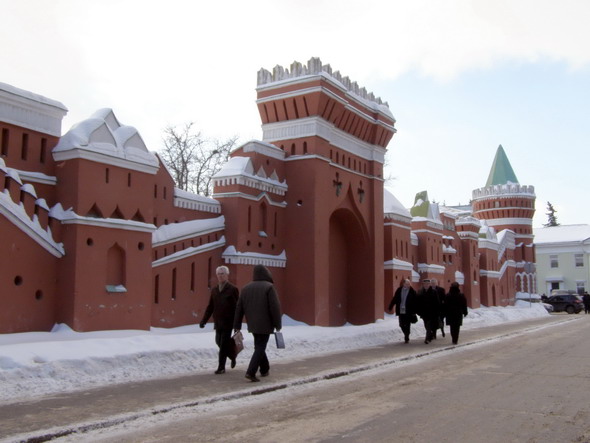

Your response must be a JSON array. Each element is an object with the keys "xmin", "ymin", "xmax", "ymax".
[{"xmin": 472, "ymin": 145, "xmax": 536, "ymax": 293}]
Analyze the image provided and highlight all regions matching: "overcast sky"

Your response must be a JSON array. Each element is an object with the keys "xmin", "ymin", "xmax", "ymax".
[{"xmin": 2, "ymin": 0, "xmax": 589, "ymax": 227}]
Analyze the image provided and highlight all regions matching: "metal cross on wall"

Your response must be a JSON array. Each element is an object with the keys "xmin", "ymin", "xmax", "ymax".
[
  {"xmin": 333, "ymin": 173, "xmax": 343, "ymax": 196},
  {"xmin": 358, "ymin": 182, "xmax": 365, "ymax": 203}
]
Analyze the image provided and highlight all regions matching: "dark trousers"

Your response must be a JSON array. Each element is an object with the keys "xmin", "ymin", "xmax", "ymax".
[
  {"xmin": 247, "ymin": 333, "xmax": 270, "ymax": 376},
  {"xmin": 398, "ymin": 314, "xmax": 412, "ymax": 340},
  {"xmin": 215, "ymin": 329, "xmax": 233, "ymax": 370},
  {"xmin": 424, "ymin": 316, "xmax": 438, "ymax": 341},
  {"xmin": 449, "ymin": 324, "xmax": 461, "ymax": 344}
]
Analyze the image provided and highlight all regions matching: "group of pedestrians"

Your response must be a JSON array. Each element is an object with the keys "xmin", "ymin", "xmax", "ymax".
[
  {"xmin": 199, "ymin": 264, "xmax": 282, "ymax": 382},
  {"xmin": 388, "ymin": 278, "xmax": 468, "ymax": 345}
]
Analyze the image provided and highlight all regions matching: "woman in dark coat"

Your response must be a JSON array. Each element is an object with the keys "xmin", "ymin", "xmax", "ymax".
[
  {"xmin": 388, "ymin": 278, "xmax": 418, "ymax": 343},
  {"xmin": 444, "ymin": 282, "xmax": 468, "ymax": 345}
]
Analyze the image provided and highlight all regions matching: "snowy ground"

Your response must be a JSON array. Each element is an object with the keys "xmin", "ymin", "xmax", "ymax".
[{"xmin": 0, "ymin": 302, "xmax": 549, "ymax": 404}]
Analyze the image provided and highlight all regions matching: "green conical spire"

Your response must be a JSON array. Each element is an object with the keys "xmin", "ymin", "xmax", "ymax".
[{"xmin": 485, "ymin": 145, "xmax": 519, "ymax": 186}]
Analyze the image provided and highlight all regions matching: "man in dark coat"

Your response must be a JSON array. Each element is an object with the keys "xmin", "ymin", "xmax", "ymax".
[
  {"xmin": 417, "ymin": 279, "xmax": 440, "ymax": 344},
  {"xmin": 444, "ymin": 282, "xmax": 468, "ymax": 345},
  {"xmin": 234, "ymin": 265, "xmax": 282, "ymax": 382},
  {"xmin": 430, "ymin": 278, "xmax": 446, "ymax": 339},
  {"xmin": 388, "ymin": 278, "xmax": 418, "ymax": 343},
  {"xmin": 199, "ymin": 266, "xmax": 239, "ymax": 374}
]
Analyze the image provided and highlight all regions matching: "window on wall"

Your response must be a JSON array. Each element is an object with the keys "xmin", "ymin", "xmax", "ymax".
[
  {"xmin": 1, "ymin": 128, "xmax": 8, "ymax": 156},
  {"xmin": 550, "ymin": 255, "xmax": 559, "ymax": 268},
  {"xmin": 171, "ymin": 268, "xmax": 177, "ymax": 300},
  {"xmin": 40, "ymin": 138, "xmax": 47, "ymax": 163},
  {"xmin": 21, "ymin": 133, "xmax": 28, "ymax": 160},
  {"xmin": 154, "ymin": 275, "xmax": 160, "ymax": 304},
  {"xmin": 576, "ymin": 282, "xmax": 585, "ymax": 295},
  {"xmin": 575, "ymin": 254, "xmax": 584, "ymax": 267}
]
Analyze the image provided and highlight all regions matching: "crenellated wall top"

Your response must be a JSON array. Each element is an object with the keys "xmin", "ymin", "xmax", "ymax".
[
  {"xmin": 257, "ymin": 57, "xmax": 390, "ymax": 115},
  {"xmin": 472, "ymin": 183, "xmax": 536, "ymax": 201}
]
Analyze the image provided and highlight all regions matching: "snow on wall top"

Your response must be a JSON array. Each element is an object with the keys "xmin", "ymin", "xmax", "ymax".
[{"xmin": 53, "ymin": 108, "xmax": 159, "ymax": 172}]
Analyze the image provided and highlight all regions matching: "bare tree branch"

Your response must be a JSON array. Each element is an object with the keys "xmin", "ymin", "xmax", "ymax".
[{"xmin": 159, "ymin": 123, "xmax": 237, "ymax": 196}]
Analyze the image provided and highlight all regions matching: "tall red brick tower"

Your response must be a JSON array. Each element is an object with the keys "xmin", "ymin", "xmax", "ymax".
[
  {"xmin": 472, "ymin": 145, "xmax": 536, "ymax": 295},
  {"xmin": 255, "ymin": 58, "xmax": 396, "ymax": 325}
]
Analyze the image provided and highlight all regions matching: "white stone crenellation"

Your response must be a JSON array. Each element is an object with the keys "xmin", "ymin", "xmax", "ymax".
[
  {"xmin": 257, "ymin": 57, "xmax": 389, "ymax": 109},
  {"xmin": 472, "ymin": 183, "xmax": 535, "ymax": 200}
]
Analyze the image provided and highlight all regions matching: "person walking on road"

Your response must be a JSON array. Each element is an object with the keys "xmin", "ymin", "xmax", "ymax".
[
  {"xmin": 444, "ymin": 282, "xmax": 468, "ymax": 345},
  {"xmin": 199, "ymin": 266, "xmax": 240, "ymax": 374},
  {"xmin": 234, "ymin": 265, "xmax": 282, "ymax": 382},
  {"xmin": 430, "ymin": 278, "xmax": 446, "ymax": 339},
  {"xmin": 583, "ymin": 292, "xmax": 590, "ymax": 314},
  {"xmin": 418, "ymin": 280, "xmax": 440, "ymax": 344},
  {"xmin": 388, "ymin": 278, "xmax": 418, "ymax": 343}
]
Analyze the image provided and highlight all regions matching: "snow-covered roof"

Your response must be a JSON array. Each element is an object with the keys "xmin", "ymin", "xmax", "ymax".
[
  {"xmin": 533, "ymin": 224, "xmax": 590, "ymax": 244},
  {"xmin": 53, "ymin": 109, "xmax": 159, "ymax": 174},
  {"xmin": 152, "ymin": 216, "xmax": 225, "ymax": 245},
  {"xmin": 384, "ymin": 188, "xmax": 411, "ymax": 220}
]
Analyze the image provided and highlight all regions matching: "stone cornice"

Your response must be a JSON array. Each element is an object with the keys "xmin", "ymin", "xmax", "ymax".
[{"xmin": 261, "ymin": 116, "xmax": 387, "ymax": 164}]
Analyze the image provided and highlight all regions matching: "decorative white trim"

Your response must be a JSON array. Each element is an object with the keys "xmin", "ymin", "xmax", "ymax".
[
  {"xmin": 213, "ymin": 173, "xmax": 288, "ymax": 196},
  {"xmin": 60, "ymin": 214, "xmax": 155, "ymax": 233},
  {"xmin": 153, "ymin": 237, "xmax": 226, "ymax": 267},
  {"xmin": 222, "ymin": 246, "xmax": 287, "ymax": 268},
  {"xmin": 411, "ymin": 228, "xmax": 443, "ymax": 237},
  {"xmin": 52, "ymin": 149, "xmax": 159, "ymax": 175},
  {"xmin": 153, "ymin": 220, "xmax": 225, "ymax": 247},
  {"xmin": 13, "ymin": 170, "xmax": 57, "ymax": 186},
  {"xmin": 261, "ymin": 117, "xmax": 387, "ymax": 164},
  {"xmin": 457, "ymin": 231, "xmax": 479, "ymax": 241},
  {"xmin": 478, "ymin": 238, "xmax": 500, "ymax": 251},
  {"xmin": 212, "ymin": 191, "xmax": 288, "ymax": 208},
  {"xmin": 384, "ymin": 258, "xmax": 414, "ymax": 271},
  {"xmin": 0, "ymin": 82, "xmax": 67, "ymax": 137},
  {"xmin": 417, "ymin": 263, "xmax": 445, "ymax": 275},
  {"xmin": 239, "ymin": 140, "xmax": 286, "ymax": 160},
  {"xmin": 0, "ymin": 192, "xmax": 64, "ymax": 257},
  {"xmin": 384, "ymin": 221, "xmax": 412, "ymax": 230},
  {"xmin": 173, "ymin": 195, "xmax": 221, "ymax": 214},
  {"xmin": 472, "ymin": 183, "xmax": 536, "ymax": 200}
]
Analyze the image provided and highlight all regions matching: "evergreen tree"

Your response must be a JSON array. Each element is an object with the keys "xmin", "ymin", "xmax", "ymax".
[{"xmin": 544, "ymin": 201, "xmax": 560, "ymax": 227}]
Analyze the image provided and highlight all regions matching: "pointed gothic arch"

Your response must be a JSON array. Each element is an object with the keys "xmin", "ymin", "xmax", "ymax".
[{"xmin": 328, "ymin": 185, "xmax": 372, "ymax": 325}]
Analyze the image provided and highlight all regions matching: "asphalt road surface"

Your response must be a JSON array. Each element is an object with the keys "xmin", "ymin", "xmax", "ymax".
[{"xmin": 53, "ymin": 315, "xmax": 590, "ymax": 443}]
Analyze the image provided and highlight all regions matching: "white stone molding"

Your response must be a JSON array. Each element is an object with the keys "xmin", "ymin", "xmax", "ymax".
[
  {"xmin": 212, "ymin": 191, "xmax": 287, "ymax": 208},
  {"xmin": 222, "ymin": 246, "xmax": 287, "ymax": 268},
  {"xmin": 261, "ymin": 116, "xmax": 387, "ymax": 164},
  {"xmin": 0, "ymin": 82, "xmax": 67, "ymax": 136},
  {"xmin": 152, "ymin": 237, "xmax": 226, "ymax": 268}
]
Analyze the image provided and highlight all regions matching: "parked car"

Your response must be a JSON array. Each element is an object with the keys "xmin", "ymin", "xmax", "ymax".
[{"xmin": 545, "ymin": 294, "xmax": 584, "ymax": 314}]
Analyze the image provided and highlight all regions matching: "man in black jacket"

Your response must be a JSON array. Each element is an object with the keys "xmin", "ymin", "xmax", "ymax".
[
  {"xmin": 388, "ymin": 278, "xmax": 418, "ymax": 343},
  {"xmin": 234, "ymin": 265, "xmax": 282, "ymax": 382},
  {"xmin": 200, "ymin": 266, "xmax": 239, "ymax": 374}
]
